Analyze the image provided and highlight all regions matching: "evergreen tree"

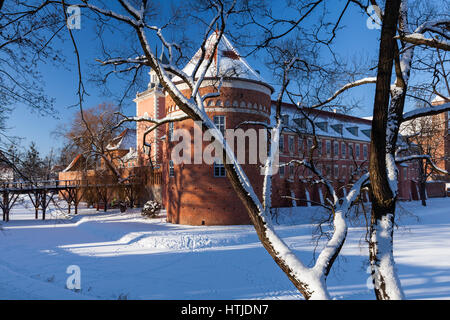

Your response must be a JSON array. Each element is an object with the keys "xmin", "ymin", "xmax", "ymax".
[{"xmin": 21, "ymin": 142, "xmax": 44, "ymax": 182}]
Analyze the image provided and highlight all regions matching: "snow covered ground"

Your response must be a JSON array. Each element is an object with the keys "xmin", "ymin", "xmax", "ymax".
[{"xmin": 0, "ymin": 196, "xmax": 449, "ymax": 300}]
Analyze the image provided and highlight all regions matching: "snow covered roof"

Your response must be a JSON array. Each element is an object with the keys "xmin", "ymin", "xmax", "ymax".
[
  {"xmin": 121, "ymin": 148, "xmax": 138, "ymax": 163},
  {"xmin": 431, "ymin": 95, "xmax": 450, "ymax": 105},
  {"xmin": 274, "ymin": 103, "xmax": 373, "ymax": 142},
  {"xmin": 106, "ymin": 128, "xmax": 136, "ymax": 151},
  {"xmin": 62, "ymin": 154, "xmax": 84, "ymax": 172},
  {"xmin": 178, "ymin": 33, "xmax": 265, "ymax": 83}
]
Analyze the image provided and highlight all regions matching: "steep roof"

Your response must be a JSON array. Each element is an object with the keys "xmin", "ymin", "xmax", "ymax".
[
  {"xmin": 273, "ymin": 102, "xmax": 373, "ymax": 142},
  {"xmin": 180, "ymin": 33, "xmax": 265, "ymax": 83},
  {"xmin": 62, "ymin": 154, "xmax": 85, "ymax": 172},
  {"xmin": 106, "ymin": 128, "xmax": 136, "ymax": 151}
]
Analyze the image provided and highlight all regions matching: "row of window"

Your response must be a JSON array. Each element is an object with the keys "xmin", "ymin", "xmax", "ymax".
[
  {"xmin": 168, "ymin": 160, "xmax": 226, "ymax": 177},
  {"xmin": 279, "ymin": 163, "xmax": 368, "ymax": 179},
  {"xmin": 278, "ymin": 163, "xmax": 410, "ymax": 180},
  {"xmin": 279, "ymin": 135, "xmax": 369, "ymax": 160},
  {"xmin": 281, "ymin": 114, "xmax": 371, "ymax": 138},
  {"xmin": 168, "ymin": 115, "xmax": 225, "ymax": 142},
  {"xmin": 169, "ymin": 162, "xmax": 409, "ymax": 180},
  {"xmin": 167, "ymin": 101, "xmax": 270, "ymax": 113}
]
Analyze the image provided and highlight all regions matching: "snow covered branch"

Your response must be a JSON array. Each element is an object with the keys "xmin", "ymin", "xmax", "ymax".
[
  {"xmin": 395, "ymin": 154, "xmax": 448, "ymax": 175},
  {"xmin": 401, "ymin": 102, "xmax": 450, "ymax": 122},
  {"xmin": 396, "ymin": 33, "xmax": 450, "ymax": 51},
  {"xmin": 310, "ymin": 77, "xmax": 377, "ymax": 109},
  {"xmin": 115, "ymin": 112, "xmax": 189, "ymax": 132}
]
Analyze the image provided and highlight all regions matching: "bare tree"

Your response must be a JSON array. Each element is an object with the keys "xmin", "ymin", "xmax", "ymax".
[
  {"xmin": 248, "ymin": 0, "xmax": 450, "ymax": 299},
  {"xmin": 57, "ymin": 103, "xmax": 125, "ymax": 181},
  {"xmin": 5, "ymin": 0, "xmax": 450, "ymax": 300}
]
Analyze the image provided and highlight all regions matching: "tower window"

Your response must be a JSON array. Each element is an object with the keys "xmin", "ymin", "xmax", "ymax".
[
  {"xmin": 213, "ymin": 115, "xmax": 226, "ymax": 136},
  {"xmin": 168, "ymin": 122, "xmax": 174, "ymax": 141},
  {"xmin": 169, "ymin": 160, "xmax": 174, "ymax": 177},
  {"xmin": 214, "ymin": 161, "xmax": 226, "ymax": 177}
]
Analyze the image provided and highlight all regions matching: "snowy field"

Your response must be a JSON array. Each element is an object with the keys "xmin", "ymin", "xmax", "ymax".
[{"xmin": 0, "ymin": 196, "xmax": 449, "ymax": 300}]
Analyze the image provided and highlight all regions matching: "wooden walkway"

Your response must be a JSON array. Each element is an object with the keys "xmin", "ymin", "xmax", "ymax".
[{"xmin": 0, "ymin": 180, "xmax": 140, "ymax": 222}]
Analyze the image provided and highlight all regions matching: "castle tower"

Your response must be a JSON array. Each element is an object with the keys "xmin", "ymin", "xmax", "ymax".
[
  {"xmin": 162, "ymin": 33, "xmax": 274, "ymax": 225},
  {"xmin": 134, "ymin": 62, "xmax": 167, "ymax": 166}
]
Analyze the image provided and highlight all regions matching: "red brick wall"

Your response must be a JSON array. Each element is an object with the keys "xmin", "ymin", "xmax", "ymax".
[{"xmin": 162, "ymin": 84, "xmax": 271, "ymax": 225}]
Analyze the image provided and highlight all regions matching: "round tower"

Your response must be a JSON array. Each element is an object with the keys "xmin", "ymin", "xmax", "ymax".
[{"xmin": 162, "ymin": 34, "xmax": 273, "ymax": 225}]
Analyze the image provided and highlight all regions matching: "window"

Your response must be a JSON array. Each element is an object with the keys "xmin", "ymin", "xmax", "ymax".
[
  {"xmin": 279, "ymin": 163, "xmax": 285, "ymax": 177},
  {"xmin": 361, "ymin": 129, "xmax": 371, "ymax": 138},
  {"xmin": 169, "ymin": 160, "xmax": 174, "ymax": 177},
  {"xmin": 348, "ymin": 143, "xmax": 353, "ymax": 159},
  {"xmin": 341, "ymin": 143, "xmax": 346, "ymax": 159},
  {"xmin": 363, "ymin": 144, "xmax": 368, "ymax": 159},
  {"xmin": 341, "ymin": 165, "xmax": 346, "ymax": 177},
  {"xmin": 168, "ymin": 122, "xmax": 174, "ymax": 141},
  {"xmin": 298, "ymin": 137, "xmax": 303, "ymax": 153},
  {"xmin": 346, "ymin": 126, "xmax": 359, "ymax": 136},
  {"xmin": 333, "ymin": 141, "xmax": 339, "ymax": 157},
  {"xmin": 214, "ymin": 161, "xmax": 226, "ymax": 177},
  {"xmin": 214, "ymin": 115, "xmax": 226, "ymax": 136},
  {"xmin": 349, "ymin": 165, "xmax": 354, "ymax": 175},
  {"xmin": 317, "ymin": 140, "xmax": 322, "ymax": 155},
  {"xmin": 288, "ymin": 136, "xmax": 294, "ymax": 153},
  {"xmin": 279, "ymin": 135, "xmax": 285, "ymax": 153},
  {"xmin": 334, "ymin": 165, "xmax": 339, "ymax": 178},
  {"xmin": 294, "ymin": 118, "xmax": 307, "ymax": 129},
  {"xmin": 326, "ymin": 165, "xmax": 331, "ymax": 177},
  {"xmin": 316, "ymin": 122, "xmax": 328, "ymax": 132},
  {"xmin": 403, "ymin": 167, "xmax": 407, "ymax": 180},
  {"xmin": 289, "ymin": 163, "xmax": 295, "ymax": 177},
  {"xmin": 331, "ymin": 124, "xmax": 343, "ymax": 135},
  {"xmin": 317, "ymin": 164, "xmax": 323, "ymax": 175},
  {"xmin": 355, "ymin": 144, "xmax": 360, "ymax": 159},
  {"xmin": 307, "ymin": 139, "xmax": 313, "ymax": 153},
  {"xmin": 326, "ymin": 140, "xmax": 331, "ymax": 157}
]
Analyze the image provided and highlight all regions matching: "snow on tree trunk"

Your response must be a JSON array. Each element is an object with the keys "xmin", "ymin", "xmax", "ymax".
[
  {"xmin": 368, "ymin": 0, "xmax": 405, "ymax": 300},
  {"xmin": 369, "ymin": 214, "xmax": 404, "ymax": 300}
]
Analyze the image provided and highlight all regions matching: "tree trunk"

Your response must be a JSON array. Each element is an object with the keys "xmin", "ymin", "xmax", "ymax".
[
  {"xmin": 417, "ymin": 160, "xmax": 427, "ymax": 206},
  {"xmin": 368, "ymin": 0, "xmax": 405, "ymax": 300}
]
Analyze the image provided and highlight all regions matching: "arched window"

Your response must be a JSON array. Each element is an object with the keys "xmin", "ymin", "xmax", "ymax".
[
  {"xmin": 233, "ymin": 100, "xmax": 239, "ymax": 107},
  {"xmin": 224, "ymin": 100, "xmax": 231, "ymax": 107},
  {"xmin": 216, "ymin": 100, "xmax": 222, "ymax": 107},
  {"xmin": 207, "ymin": 100, "xmax": 214, "ymax": 107},
  {"xmin": 240, "ymin": 101, "xmax": 246, "ymax": 108}
]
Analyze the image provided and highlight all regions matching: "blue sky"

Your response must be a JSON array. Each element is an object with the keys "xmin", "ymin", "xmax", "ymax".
[{"xmin": 7, "ymin": 0, "xmax": 384, "ymax": 157}]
